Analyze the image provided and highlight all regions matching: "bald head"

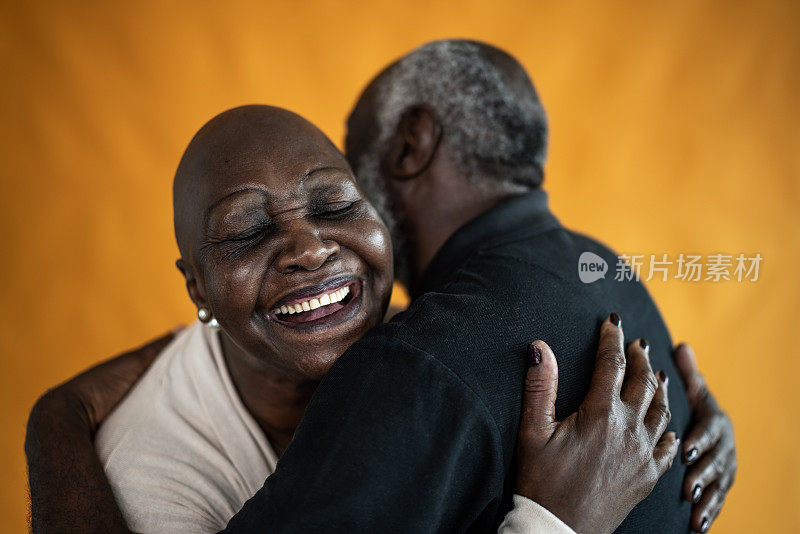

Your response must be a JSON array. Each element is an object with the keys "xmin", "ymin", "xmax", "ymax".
[
  {"xmin": 173, "ymin": 105, "xmax": 345, "ymax": 260},
  {"xmin": 346, "ymin": 39, "xmax": 548, "ymax": 189}
]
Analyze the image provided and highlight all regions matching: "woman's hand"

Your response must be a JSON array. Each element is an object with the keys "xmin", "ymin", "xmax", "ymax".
[
  {"xmin": 514, "ymin": 314, "xmax": 679, "ymax": 534},
  {"xmin": 674, "ymin": 343, "xmax": 737, "ymax": 533}
]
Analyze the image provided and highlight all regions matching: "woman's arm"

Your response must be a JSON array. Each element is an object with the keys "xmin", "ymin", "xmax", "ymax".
[{"xmin": 674, "ymin": 343, "xmax": 737, "ymax": 533}]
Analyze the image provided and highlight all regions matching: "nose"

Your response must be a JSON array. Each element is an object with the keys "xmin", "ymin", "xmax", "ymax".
[{"xmin": 274, "ymin": 221, "xmax": 340, "ymax": 273}]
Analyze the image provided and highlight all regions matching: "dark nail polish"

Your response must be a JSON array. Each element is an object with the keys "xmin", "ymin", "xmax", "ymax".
[
  {"xmin": 529, "ymin": 343, "xmax": 542, "ymax": 366},
  {"xmin": 692, "ymin": 484, "xmax": 702, "ymax": 503},
  {"xmin": 639, "ymin": 338, "xmax": 648, "ymax": 350},
  {"xmin": 686, "ymin": 448, "xmax": 699, "ymax": 463},
  {"xmin": 700, "ymin": 517, "xmax": 709, "ymax": 532},
  {"xmin": 610, "ymin": 312, "xmax": 621, "ymax": 326},
  {"xmin": 658, "ymin": 370, "xmax": 668, "ymax": 385}
]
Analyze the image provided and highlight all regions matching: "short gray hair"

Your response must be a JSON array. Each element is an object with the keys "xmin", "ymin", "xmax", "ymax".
[
  {"xmin": 349, "ymin": 40, "xmax": 548, "ymax": 288},
  {"xmin": 371, "ymin": 39, "xmax": 548, "ymax": 187}
]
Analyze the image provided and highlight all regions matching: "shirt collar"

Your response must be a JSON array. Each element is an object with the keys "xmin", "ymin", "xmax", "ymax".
[{"xmin": 411, "ymin": 188, "xmax": 560, "ymax": 299}]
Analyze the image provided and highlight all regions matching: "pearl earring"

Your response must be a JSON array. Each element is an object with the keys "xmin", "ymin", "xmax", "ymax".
[{"xmin": 198, "ymin": 307, "xmax": 220, "ymax": 329}]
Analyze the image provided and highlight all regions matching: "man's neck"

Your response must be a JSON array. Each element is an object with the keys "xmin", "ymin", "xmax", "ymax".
[{"xmin": 408, "ymin": 182, "xmax": 529, "ymax": 292}]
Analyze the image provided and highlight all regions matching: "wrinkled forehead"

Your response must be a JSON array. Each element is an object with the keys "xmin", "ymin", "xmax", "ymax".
[{"xmin": 195, "ymin": 121, "xmax": 352, "ymax": 205}]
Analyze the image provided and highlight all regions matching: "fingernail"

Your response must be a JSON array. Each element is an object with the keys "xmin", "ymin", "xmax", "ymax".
[
  {"xmin": 686, "ymin": 448, "xmax": 699, "ymax": 463},
  {"xmin": 692, "ymin": 484, "xmax": 702, "ymax": 503},
  {"xmin": 700, "ymin": 517, "xmax": 709, "ymax": 532},
  {"xmin": 639, "ymin": 338, "xmax": 648, "ymax": 350},
  {"xmin": 529, "ymin": 343, "xmax": 542, "ymax": 366},
  {"xmin": 610, "ymin": 312, "xmax": 621, "ymax": 326},
  {"xmin": 658, "ymin": 370, "xmax": 668, "ymax": 385}
]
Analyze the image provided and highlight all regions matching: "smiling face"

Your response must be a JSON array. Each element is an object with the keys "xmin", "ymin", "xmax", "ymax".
[{"xmin": 175, "ymin": 105, "xmax": 393, "ymax": 381}]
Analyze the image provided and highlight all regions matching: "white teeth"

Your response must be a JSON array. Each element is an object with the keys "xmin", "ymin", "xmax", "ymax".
[{"xmin": 273, "ymin": 284, "xmax": 353, "ymax": 316}]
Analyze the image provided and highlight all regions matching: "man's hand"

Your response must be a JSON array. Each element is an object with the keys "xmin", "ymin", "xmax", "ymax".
[
  {"xmin": 26, "ymin": 328, "xmax": 179, "ymax": 534},
  {"xmin": 515, "ymin": 314, "xmax": 679, "ymax": 534},
  {"xmin": 674, "ymin": 343, "xmax": 736, "ymax": 533}
]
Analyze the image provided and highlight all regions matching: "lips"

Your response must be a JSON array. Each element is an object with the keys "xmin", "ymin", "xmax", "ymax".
[
  {"xmin": 267, "ymin": 276, "xmax": 363, "ymax": 329},
  {"xmin": 272, "ymin": 284, "xmax": 350, "ymax": 316},
  {"xmin": 270, "ymin": 275, "xmax": 354, "ymax": 310}
]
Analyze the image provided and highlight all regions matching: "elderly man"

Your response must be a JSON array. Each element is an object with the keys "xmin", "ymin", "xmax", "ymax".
[
  {"xmin": 27, "ymin": 40, "xmax": 735, "ymax": 533},
  {"xmin": 343, "ymin": 39, "xmax": 733, "ymax": 532}
]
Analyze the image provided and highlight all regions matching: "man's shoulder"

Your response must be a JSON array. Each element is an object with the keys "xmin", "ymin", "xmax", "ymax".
[
  {"xmin": 333, "ymin": 323, "xmax": 488, "ymax": 393},
  {"xmin": 327, "ymin": 324, "xmax": 505, "ymax": 440},
  {"xmin": 474, "ymin": 225, "xmax": 658, "ymax": 315},
  {"xmin": 478, "ymin": 225, "xmax": 619, "ymax": 280}
]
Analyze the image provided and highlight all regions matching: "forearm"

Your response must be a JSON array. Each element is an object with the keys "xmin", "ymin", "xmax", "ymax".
[{"xmin": 26, "ymin": 391, "xmax": 131, "ymax": 534}]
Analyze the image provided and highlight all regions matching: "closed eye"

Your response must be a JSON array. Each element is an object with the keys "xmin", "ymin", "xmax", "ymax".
[
  {"xmin": 228, "ymin": 224, "xmax": 270, "ymax": 241},
  {"xmin": 314, "ymin": 200, "xmax": 358, "ymax": 218},
  {"xmin": 206, "ymin": 223, "xmax": 270, "ymax": 245}
]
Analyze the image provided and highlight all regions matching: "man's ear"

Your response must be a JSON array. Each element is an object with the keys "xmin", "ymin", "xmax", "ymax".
[
  {"xmin": 384, "ymin": 104, "xmax": 442, "ymax": 180},
  {"xmin": 176, "ymin": 258, "xmax": 207, "ymax": 312}
]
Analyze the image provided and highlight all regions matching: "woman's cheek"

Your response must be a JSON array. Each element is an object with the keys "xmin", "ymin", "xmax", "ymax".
[
  {"xmin": 361, "ymin": 220, "xmax": 392, "ymax": 271},
  {"xmin": 209, "ymin": 259, "xmax": 265, "ymax": 321}
]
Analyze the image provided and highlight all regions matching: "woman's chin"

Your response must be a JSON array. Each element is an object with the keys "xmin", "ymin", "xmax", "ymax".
[
  {"xmin": 300, "ymin": 354, "xmax": 342, "ymax": 381},
  {"xmin": 287, "ymin": 319, "xmax": 375, "ymax": 380}
]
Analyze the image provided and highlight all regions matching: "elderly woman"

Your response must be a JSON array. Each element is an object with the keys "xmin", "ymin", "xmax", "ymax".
[{"xmin": 26, "ymin": 105, "xmax": 732, "ymax": 534}]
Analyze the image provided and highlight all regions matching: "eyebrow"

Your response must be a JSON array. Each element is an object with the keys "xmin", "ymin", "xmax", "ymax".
[
  {"xmin": 304, "ymin": 165, "xmax": 350, "ymax": 180},
  {"xmin": 203, "ymin": 187, "xmax": 267, "ymax": 223}
]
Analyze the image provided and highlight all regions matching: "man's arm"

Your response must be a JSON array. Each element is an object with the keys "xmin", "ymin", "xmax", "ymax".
[
  {"xmin": 223, "ymin": 332, "xmax": 506, "ymax": 532},
  {"xmin": 25, "ymin": 330, "xmax": 177, "ymax": 534}
]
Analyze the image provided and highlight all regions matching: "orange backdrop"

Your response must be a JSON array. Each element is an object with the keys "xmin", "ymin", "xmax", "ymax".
[{"xmin": 1, "ymin": 1, "xmax": 799, "ymax": 531}]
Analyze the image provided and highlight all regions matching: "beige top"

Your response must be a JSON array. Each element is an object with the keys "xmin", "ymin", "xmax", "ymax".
[{"xmin": 96, "ymin": 322, "xmax": 278, "ymax": 533}]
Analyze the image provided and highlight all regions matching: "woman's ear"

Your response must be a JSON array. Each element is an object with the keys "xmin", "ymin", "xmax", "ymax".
[
  {"xmin": 175, "ymin": 258, "xmax": 207, "ymax": 311},
  {"xmin": 384, "ymin": 104, "xmax": 442, "ymax": 180}
]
